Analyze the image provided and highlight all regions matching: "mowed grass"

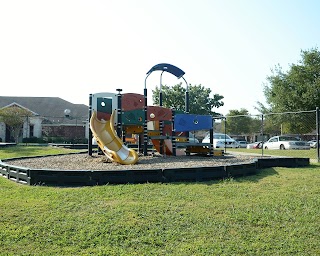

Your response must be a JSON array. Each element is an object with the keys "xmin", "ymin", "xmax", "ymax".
[
  {"xmin": 227, "ymin": 147, "xmax": 318, "ymax": 159},
  {"xmin": 0, "ymin": 145, "xmax": 85, "ymax": 159},
  {"xmin": 0, "ymin": 167, "xmax": 320, "ymax": 255}
]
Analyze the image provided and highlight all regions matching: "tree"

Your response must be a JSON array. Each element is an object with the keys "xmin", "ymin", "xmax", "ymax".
[
  {"xmin": 263, "ymin": 47, "xmax": 320, "ymax": 112},
  {"xmin": 222, "ymin": 109, "xmax": 256, "ymax": 134},
  {"xmin": 261, "ymin": 47, "xmax": 320, "ymax": 134},
  {"xmin": 152, "ymin": 83, "xmax": 224, "ymax": 115},
  {"xmin": 0, "ymin": 106, "xmax": 32, "ymax": 143}
]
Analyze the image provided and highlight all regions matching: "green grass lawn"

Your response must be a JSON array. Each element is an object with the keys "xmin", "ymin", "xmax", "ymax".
[
  {"xmin": 227, "ymin": 147, "xmax": 319, "ymax": 160},
  {"xmin": 0, "ymin": 146, "xmax": 319, "ymax": 255},
  {"xmin": 0, "ymin": 145, "xmax": 85, "ymax": 159},
  {"xmin": 1, "ymin": 167, "xmax": 319, "ymax": 255}
]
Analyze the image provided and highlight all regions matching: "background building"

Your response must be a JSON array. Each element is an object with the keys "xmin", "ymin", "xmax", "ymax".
[{"xmin": 0, "ymin": 97, "xmax": 88, "ymax": 143}]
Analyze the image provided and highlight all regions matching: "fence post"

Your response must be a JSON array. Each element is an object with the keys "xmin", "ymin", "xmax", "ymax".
[
  {"xmin": 261, "ymin": 114, "xmax": 264, "ymax": 157},
  {"xmin": 316, "ymin": 107, "xmax": 319, "ymax": 163},
  {"xmin": 224, "ymin": 117, "xmax": 227, "ymax": 152}
]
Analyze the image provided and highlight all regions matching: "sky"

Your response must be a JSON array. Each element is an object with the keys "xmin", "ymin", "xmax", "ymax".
[{"xmin": 1, "ymin": 0, "xmax": 319, "ymax": 115}]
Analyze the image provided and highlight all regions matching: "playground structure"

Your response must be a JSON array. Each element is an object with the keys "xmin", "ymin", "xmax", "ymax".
[
  {"xmin": 88, "ymin": 63, "xmax": 215, "ymax": 165},
  {"xmin": 0, "ymin": 63, "xmax": 311, "ymax": 186}
]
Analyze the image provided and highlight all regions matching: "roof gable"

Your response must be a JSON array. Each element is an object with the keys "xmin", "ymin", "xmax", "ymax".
[
  {"xmin": 0, "ymin": 97, "xmax": 88, "ymax": 119},
  {"xmin": 1, "ymin": 102, "xmax": 39, "ymax": 116}
]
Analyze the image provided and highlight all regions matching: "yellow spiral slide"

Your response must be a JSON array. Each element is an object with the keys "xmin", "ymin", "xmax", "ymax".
[{"xmin": 90, "ymin": 110, "xmax": 139, "ymax": 165}]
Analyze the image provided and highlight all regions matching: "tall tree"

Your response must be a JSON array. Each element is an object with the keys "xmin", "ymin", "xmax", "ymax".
[
  {"xmin": 261, "ymin": 47, "xmax": 320, "ymax": 134},
  {"xmin": 0, "ymin": 106, "xmax": 32, "ymax": 143},
  {"xmin": 263, "ymin": 47, "xmax": 320, "ymax": 112},
  {"xmin": 152, "ymin": 83, "xmax": 224, "ymax": 115}
]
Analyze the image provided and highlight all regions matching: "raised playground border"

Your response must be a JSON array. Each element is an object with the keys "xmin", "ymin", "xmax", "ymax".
[{"xmin": 0, "ymin": 157, "xmax": 310, "ymax": 186}]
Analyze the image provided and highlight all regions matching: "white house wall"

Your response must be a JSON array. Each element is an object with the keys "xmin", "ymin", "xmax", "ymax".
[
  {"xmin": 31, "ymin": 117, "xmax": 42, "ymax": 137},
  {"xmin": 0, "ymin": 116, "xmax": 43, "ymax": 142},
  {"xmin": 22, "ymin": 116, "xmax": 42, "ymax": 138},
  {"xmin": 0, "ymin": 122, "xmax": 5, "ymax": 142}
]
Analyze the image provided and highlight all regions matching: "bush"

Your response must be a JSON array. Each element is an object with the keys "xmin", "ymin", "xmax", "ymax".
[
  {"xmin": 22, "ymin": 137, "xmax": 46, "ymax": 143},
  {"xmin": 42, "ymin": 137, "xmax": 88, "ymax": 144}
]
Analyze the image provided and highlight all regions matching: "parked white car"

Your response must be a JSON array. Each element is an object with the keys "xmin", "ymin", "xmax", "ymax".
[
  {"xmin": 202, "ymin": 133, "xmax": 238, "ymax": 148},
  {"xmin": 264, "ymin": 136, "xmax": 310, "ymax": 150},
  {"xmin": 308, "ymin": 140, "xmax": 318, "ymax": 148}
]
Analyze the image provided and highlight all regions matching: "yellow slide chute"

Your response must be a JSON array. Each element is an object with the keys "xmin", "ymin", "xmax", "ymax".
[{"xmin": 90, "ymin": 110, "xmax": 138, "ymax": 165}]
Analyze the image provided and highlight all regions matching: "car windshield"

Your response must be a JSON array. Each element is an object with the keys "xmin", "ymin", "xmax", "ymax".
[
  {"xmin": 213, "ymin": 134, "xmax": 231, "ymax": 140},
  {"xmin": 279, "ymin": 136, "xmax": 300, "ymax": 141}
]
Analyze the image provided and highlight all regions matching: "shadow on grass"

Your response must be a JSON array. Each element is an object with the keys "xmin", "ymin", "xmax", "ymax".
[
  {"xmin": 168, "ymin": 168, "xmax": 279, "ymax": 186},
  {"xmin": 233, "ymin": 168, "xmax": 279, "ymax": 183},
  {"xmin": 304, "ymin": 163, "xmax": 320, "ymax": 169}
]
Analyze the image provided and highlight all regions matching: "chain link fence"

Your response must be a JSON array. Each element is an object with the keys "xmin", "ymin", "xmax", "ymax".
[
  {"xmin": 1, "ymin": 109, "xmax": 320, "ymax": 161},
  {"xmin": 213, "ymin": 109, "xmax": 320, "ymax": 161}
]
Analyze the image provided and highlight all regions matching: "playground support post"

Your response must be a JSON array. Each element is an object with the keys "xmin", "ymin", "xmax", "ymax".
[
  {"xmin": 116, "ymin": 89, "xmax": 122, "ymax": 139},
  {"xmin": 88, "ymin": 94, "xmax": 93, "ymax": 156},
  {"xmin": 159, "ymin": 70, "xmax": 164, "ymax": 107},
  {"xmin": 159, "ymin": 70, "xmax": 165, "ymax": 154},
  {"xmin": 209, "ymin": 128, "xmax": 214, "ymax": 156},
  {"xmin": 171, "ymin": 109, "xmax": 176, "ymax": 156},
  {"xmin": 143, "ymin": 87, "xmax": 148, "ymax": 156},
  {"xmin": 182, "ymin": 77, "xmax": 190, "ymax": 142},
  {"xmin": 182, "ymin": 77, "xmax": 189, "ymax": 114}
]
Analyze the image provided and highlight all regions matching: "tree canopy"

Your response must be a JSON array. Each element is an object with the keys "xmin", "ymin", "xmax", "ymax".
[
  {"xmin": 152, "ymin": 83, "xmax": 224, "ymax": 115},
  {"xmin": 0, "ymin": 106, "xmax": 32, "ymax": 142},
  {"xmin": 263, "ymin": 47, "xmax": 320, "ymax": 112},
  {"xmin": 224, "ymin": 109, "xmax": 253, "ymax": 134},
  {"xmin": 258, "ymin": 48, "xmax": 320, "ymax": 134}
]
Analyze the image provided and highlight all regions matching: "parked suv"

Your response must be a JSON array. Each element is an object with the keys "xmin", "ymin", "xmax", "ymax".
[{"xmin": 202, "ymin": 133, "xmax": 238, "ymax": 148}]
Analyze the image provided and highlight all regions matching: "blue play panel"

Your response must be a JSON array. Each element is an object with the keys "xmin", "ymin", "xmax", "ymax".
[{"xmin": 174, "ymin": 114, "xmax": 213, "ymax": 132}]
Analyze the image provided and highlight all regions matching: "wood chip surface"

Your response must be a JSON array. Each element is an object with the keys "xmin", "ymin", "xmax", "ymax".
[{"xmin": 5, "ymin": 153, "xmax": 259, "ymax": 171}]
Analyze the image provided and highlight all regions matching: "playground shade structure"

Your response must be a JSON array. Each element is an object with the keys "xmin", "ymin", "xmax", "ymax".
[{"xmin": 90, "ymin": 110, "xmax": 138, "ymax": 165}]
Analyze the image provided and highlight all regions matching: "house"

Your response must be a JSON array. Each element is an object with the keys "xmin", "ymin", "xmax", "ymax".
[{"xmin": 0, "ymin": 97, "xmax": 89, "ymax": 143}]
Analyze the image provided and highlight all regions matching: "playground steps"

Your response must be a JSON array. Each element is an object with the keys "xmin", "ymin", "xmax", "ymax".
[
  {"xmin": 184, "ymin": 146, "xmax": 223, "ymax": 156},
  {"xmin": 213, "ymin": 150, "xmax": 224, "ymax": 156},
  {"xmin": 185, "ymin": 145, "xmax": 210, "ymax": 154}
]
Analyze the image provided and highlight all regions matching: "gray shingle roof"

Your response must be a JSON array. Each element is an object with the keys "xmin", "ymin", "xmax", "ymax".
[{"xmin": 0, "ymin": 97, "xmax": 89, "ymax": 124}]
